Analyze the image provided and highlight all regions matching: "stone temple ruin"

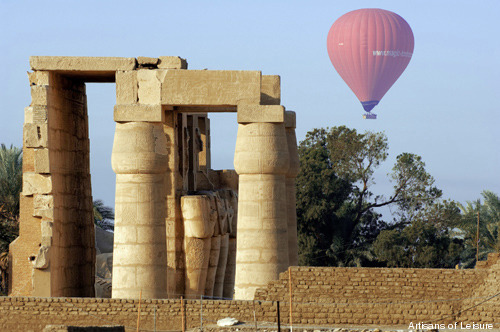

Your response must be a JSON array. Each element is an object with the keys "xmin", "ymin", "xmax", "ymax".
[{"xmin": 9, "ymin": 56, "xmax": 300, "ymax": 301}]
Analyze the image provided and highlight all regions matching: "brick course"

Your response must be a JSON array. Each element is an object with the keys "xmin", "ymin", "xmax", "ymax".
[{"xmin": 1, "ymin": 254, "xmax": 499, "ymax": 331}]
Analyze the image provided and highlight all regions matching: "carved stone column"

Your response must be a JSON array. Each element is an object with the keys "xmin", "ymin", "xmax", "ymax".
[
  {"xmin": 285, "ymin": 111, "xmax": 300, "ymax": 266},
  {"xmin": 111, "ymin": 122, "xmax": 168, "ymax": 299},
  {"xmin": 181, "ymin": 195, "xmax": 214, "ymax": 298},
  {"xmin": 233, "ymin": 106, "xmax": 289, "ymax": 299},
  {"xmin": 213, "ymin": 191, "xmax": 229, "ymax": 298}
]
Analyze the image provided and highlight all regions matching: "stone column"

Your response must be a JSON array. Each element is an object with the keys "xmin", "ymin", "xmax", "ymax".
[
  {"xmin": 285, "ymin": 111, "xmax": 300, "ymax": 266},
  {"xmin": 223, "ymin": 190, "xmax": 238, "ymax": 299},
  {"xmin": 111, "ymin": 122, "xmax": 168, "ymax": 299},
  {"xmin": 233, "ymin": 105, "xmax": 290, "ymax": 299},
  {"xmin": 181, "ymin": 195, "xmax": 214, "ymax": 298},
  {"xmin": 213, "ymin": 192, "xmax": 229, "ymax": 298}
]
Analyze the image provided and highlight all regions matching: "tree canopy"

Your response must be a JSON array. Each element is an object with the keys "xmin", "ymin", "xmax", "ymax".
[{"xmin": 296, "ymin": 126, "xmax": 498, "ymax": 268}]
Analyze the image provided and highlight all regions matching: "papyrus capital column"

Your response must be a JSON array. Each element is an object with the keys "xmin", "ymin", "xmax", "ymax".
[
  {"xmin": 285, "ymin": 111, "xmax": 300, "ymax": 266},
  {"xmin": 111, "ymin": 121, "xmax": 168, "ymax": 299},
  {"xmin": 233, "ymin": 105, "xmax": 290, "ymax": 300}
]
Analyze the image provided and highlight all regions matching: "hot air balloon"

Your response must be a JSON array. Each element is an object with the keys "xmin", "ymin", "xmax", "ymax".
[{"xmin": 327, "ymin": 8, "xmax": 414, "ymax": 119}]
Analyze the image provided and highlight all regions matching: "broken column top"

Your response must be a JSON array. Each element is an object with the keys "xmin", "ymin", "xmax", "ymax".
[{"xmin": 29, "ymin": 56, "xmax": 188, "ymax": 82}]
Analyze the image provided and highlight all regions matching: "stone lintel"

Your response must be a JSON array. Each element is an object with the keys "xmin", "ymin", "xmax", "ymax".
[
  {"xmin": 174, "ymin": 105, "xmax": 237, "ymax": 113},
  {"xmin": 114, "ymin": 104, "xmax": 164, "ymax": 123},
  {"xmin": 285, "ymin": 110, "xmax": 296, "ymax": 128},
  {"xmin": 237, "ymin": 105, "xmax": 285, "ymax": 124},
  {"xmin": 30, "ymin": 56, "xmax": 136, "ymax": 71},
  {"xmin": 30, "ymin": 56, "xmax": 136, "ymax": 82},
  {"xmin": 162, "ymin": 70, "xmax": 261, "ymax": 106},
  {"xmin": 158, "ymin": 56, "xmax": 188, "ymax": 69},
  {"xmin": 261, "ymin": 75, "xmax": 281, "ymax": 105}
]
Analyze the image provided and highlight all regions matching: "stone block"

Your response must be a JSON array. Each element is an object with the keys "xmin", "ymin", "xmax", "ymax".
[
  {"xmin": 40, "ymin": 219, "xmax": 53, "ymax": 246},
  {"xmin": 23, "ymin": 173, "xmax": 52, "ymax": 195},
  {"xmin": 261, "ymin": 75, "xmax": 280, "ymax": 105},
  {"xmin": 34, "ymin": 148, "xmax": 50, "ymax": 174},
  {"xmin": 162, "ymin": 70, "xmax": 261, "ymax": 106},
  {"xmin": 237, "ymin": 105, "xmax": 285, "ymax": 123},
  {"xmin": 116, "ymin": 71, "xmax": 138, "ymax": 104},
  {"xmin": 114, "ymin": 104, "xmax": 164, "ymax": 122},
  {"xmin": 34, "ymin": 195, "xmax": 54, "ymax": 219},
  {"xmin": 28, "ymin": 71, "xmax": 50, "ymax": 86},
  {"xmin": 33, "ymin": 245, "xmax": 50, "ymax": 269},
  {"xmin": 137, "ymin": 69, "xmax": 167, "ymax": 104},
  {"xmin": 216, "ymin": 170, "xmax": 239, "ymax": 191},
  {"xmin": 24, "ymin": 106, "xmax": 48, "ymax": 124},
  {"xmin": 30, "ymin": 56, "xmax": 136, "ymax": 71},
  {"xmin": 158, "ymin": 56, "xmax": 188, "ymax": 69},
  {"xmin": 24, "ymin": 123, "xmax": 48, "ymax": 148},
  {"xmin": 23, "ymin": 147, "xmax": 35, "ymax": 172},
  {"xmin": 137, "ymin": 56, "xmax": 159, "ymax": 67},
  {"xmin": 285, "ymin": 110, "xmax": 296, "ymax": 128},
  {"xmin": 31, "ymin": 85, "xmax": 49, "ymax": 106}
]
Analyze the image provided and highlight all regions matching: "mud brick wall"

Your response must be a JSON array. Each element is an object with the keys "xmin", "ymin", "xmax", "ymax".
[
  {"xmin": 0, "ymin": 297, "xmax": 277, "ymax": 332},
  {"xmin": 9, "ymin": 71, "xmax": 94, "ymax": 297},
  {"xmin": 459, "ymin": 254, "xmax": 500, "ymax": 322},
  {"xmin": 1, "ymin": 258, "xmax": 499, "ymax": 331},
  {"xmin": 254, "ymin": 254, "xmax": 500, "ymax": 325}
]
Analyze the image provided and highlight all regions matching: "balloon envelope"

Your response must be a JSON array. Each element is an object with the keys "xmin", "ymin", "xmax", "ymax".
[{"xmin": 327, "ymin": 8, "xmax": 414, "ymax": 113}]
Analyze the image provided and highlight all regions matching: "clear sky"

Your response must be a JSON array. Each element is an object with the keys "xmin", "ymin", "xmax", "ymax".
[{"xmin": 1, "ymin": 0, "xmax": 498, "ymax": 217}]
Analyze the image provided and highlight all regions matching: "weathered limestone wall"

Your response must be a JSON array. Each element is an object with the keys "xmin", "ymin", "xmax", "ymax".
[{"xmin": 10, "ymin": 71, "xmax": 95, "ymax": 297}]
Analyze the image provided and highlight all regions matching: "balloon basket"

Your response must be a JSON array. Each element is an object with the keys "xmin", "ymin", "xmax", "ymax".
[{"xmin": 363, "ymin": 112, "xmax": 377, "ymax": 120}]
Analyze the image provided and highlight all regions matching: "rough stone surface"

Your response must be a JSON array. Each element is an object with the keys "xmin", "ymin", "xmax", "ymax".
[
  {"xmin": 113, "ymin": 104, "xmax": 164, "ymax": 122},
  {"xmin": 111, "ymin": 122, "xmax": 168, "ymax": 300},
  {"xmin": 158, "ymin": 56, "xmax": 188, "ymax": 69},
  {"xmin": 161, "ymin": 70, "xmax": 261, "ymax": 105},
  {"xmin": 22, "ymin": 173, "xmax": 52, "ymax": 195},
  {"xmin": 137, "ymin": 56, "xmax": 159, "ymax": 67},
  {"xmin": 115, "ymin": 71, "xmax": 138, "ymax": 104},
  {"xmin": 30, "ymin": 56, "xmax": 136, "ymax": 71},
  {"xmin": 261, "ymin": 75, "xmax": 281, "ymax": 105},
  {"xmin": 285, "ymin": 111, "xmax": 300, "ymax": 266},
  {"xmin": 233, "ymin": 122, "xmax": 290, "ymax": 300},
  {"xmin": 237, "ymin": 105, "xmax": 285, "ymax": 123}
]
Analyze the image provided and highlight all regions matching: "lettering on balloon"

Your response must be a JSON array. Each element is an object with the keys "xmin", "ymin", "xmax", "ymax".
[{"xmin": 372, "ymin": 50, "xmax": 412, "ymax": 58}]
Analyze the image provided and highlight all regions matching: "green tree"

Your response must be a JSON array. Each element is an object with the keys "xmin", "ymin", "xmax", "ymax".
[
  {"xmin": 373, "ymin": 200, "xmax": 464, "ymax": 268},
  {"xmin": 0, "ymin": 144, "xmax": 22, "ymax": 253},
  {"xmin": 327, "ymin": 127, "xmax": 441, "ymax": 224},
  {"xmin": 296, "ymin": 128, "xmax": 354, "ymax": 266},
  {"xmin": 458, "ymin": 191, "xmax": 500, "ymax": 267},
  {"xmin": 0, "ymin": 144, "xmax": 22, "ymax": 218},
  {"xmin": 296, "ymin": 126, "xmax": 443, "ymax": 267}
]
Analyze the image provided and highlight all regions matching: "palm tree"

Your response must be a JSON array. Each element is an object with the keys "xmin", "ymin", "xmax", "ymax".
[
  {"xmin": 0, "ymin": 144, "xmax": 22, "ymax": 219},
  {"xmin": 0, "ymin": 144, "xmax": 22, "ymax": 254},
  {"xmin": 458, "ymin": 191, "xmax": 500, "ymax": 267}
]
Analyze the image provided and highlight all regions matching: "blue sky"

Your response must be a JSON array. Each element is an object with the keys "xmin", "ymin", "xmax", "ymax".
[{"xmin": 1, "ymin": 0, "xmax": 498, "ymax": 216}]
